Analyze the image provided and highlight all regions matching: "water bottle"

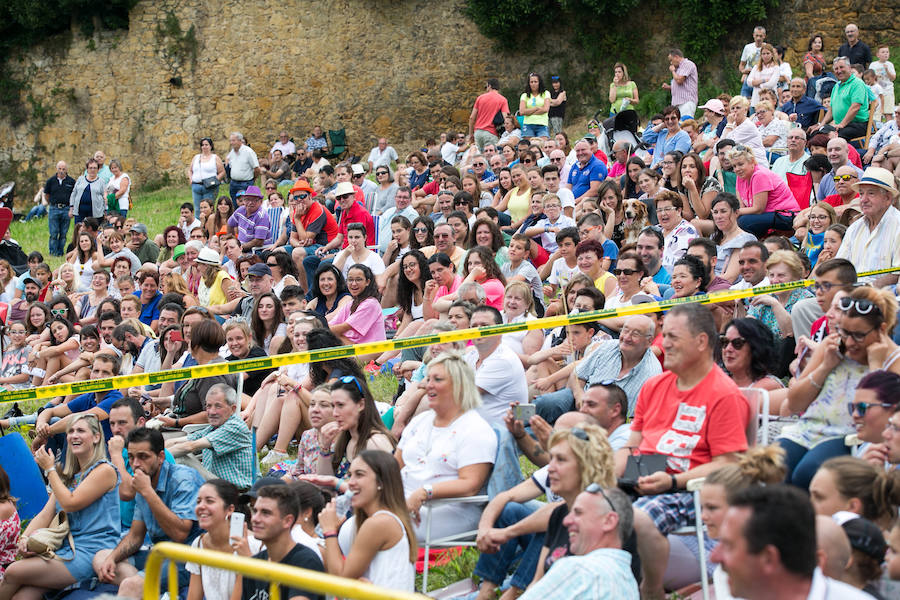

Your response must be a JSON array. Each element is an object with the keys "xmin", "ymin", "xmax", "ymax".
[{"xmin": 335, "ymin": 490, "xmax": 355, "ymax": 517}]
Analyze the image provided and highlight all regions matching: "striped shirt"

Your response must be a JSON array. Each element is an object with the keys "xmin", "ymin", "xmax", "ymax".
[
  {"xmin": 227, "ymin": 206, "xmax": 271, "ymax": 243},
  {"xmin": 187, "ymin": 414, "xmax": 254, "ymax": 490},
  {"xmin": 835, "ymin": 205, "xmax": 900, "ymax": 277},
  {"xmin": 519, "ymin": 548, "xmax": 638, "ymax": 600}
]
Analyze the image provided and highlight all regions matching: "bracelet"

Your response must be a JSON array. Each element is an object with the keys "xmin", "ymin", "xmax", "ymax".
[
  {"xmin": 322, "ymin": 531, "xmax": 338, "ymax": 539},
  {"xmin": 45, "ymin": 467, "xmax": 56, "ymax": 476},
  {"xmin": 175, "ymin": 418, "xmax": 180, "ymax": 428},
  {"xmin": 318, "ymin": 449, "xmax": 334, "ymax": 457},
  {"xmin": 670, "ymin": 473, "xmax": 679, "ymax": 492},
  {"xmin": 807, "ymin": 374, "xmax": 823, "ymax": 390},
  {"xmin": 334, "ymin": 479, "xmax": 343, "ymax": 492}
]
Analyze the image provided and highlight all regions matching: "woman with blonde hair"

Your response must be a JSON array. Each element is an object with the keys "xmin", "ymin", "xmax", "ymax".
[
  {"xmin": 502, "ymin": 164, "xmax": 533, "ymax": 223},
  {"xmin": 609, "ymin": 62, "xmax": 639, "ymax": 115},
  {"xmin": 397, "ymin": 350, "xmax": 496, "ymax": 541},
  {"xmin": 780, "ymin": 286, "xmax": 900, "ymax": 488},
  {"xmin": 0, "ymin": 412, "xmax": 119, "ymax": 599},
  {"xmin": 195, "ymin": 248, "xmax": 235, "ymax": 308},
  {"xmin": 160, "ymin": 272, "xmax": 198, "ymax": 307},
  {"xmin": 747, "ymin": 249, "xmax": 813, "ymax": 339},
  {"xmin": 721, "ymin": 96, "xmax": 767, "ymax": 165},
  {"xmin": 728, "ymin": 144, "xmax": 799, "ymax": 237},
  {"xmin": 0, "ymin": 260, "xmax": 16, "ymax": 303}
]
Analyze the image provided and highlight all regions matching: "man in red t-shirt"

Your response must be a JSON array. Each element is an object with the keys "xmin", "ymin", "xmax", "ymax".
[
  {"xmin": 614, "ymin": 303, "xmax": 749, "ymax": 598},
  {"xmin": 469, "ymin": 78, "xmax": 510, "ymax": 152},
  {"xmin": 289, "ymin": 180, "xmax": 339, "ymax": 292}
]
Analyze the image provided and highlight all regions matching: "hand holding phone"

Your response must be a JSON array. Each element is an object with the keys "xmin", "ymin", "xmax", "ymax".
[{"xmin": 229, "ymin": 512, "xmax": 245, "ymax": 540}]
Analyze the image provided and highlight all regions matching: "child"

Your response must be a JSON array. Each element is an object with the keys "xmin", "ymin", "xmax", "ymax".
[
  {"xmin": 862, "ymin": 69, "xmax": 886, "ymax": 123},
  {"xmin": 0, "ymin": 465, "xmax": 20, "ymax": 582},
  {"xmin": 540, "ymin": 226, "xmax": 580, "ymax": 300},
  {"xmin": 0, "ymin": 321, "xmax": 31, "ymax": 391},
  {"xmin": 116, "ymin": 274, "xmax": 136, "ymax": 298},
  {"xmin": 887, "ymin": 520, "xmax": 900, "ymax": 581},
  {"xmin": 872, "ymin": 46, "xmax": 897, "ymax": 120},
  {"xmin": 501, "ymin": 234, "xmax": 544, "ymax": 314},
  {"xmin": 522, "ymin": 193, "xmax": 577, "ymax": 254},
  {"xmin": 32, "ymin": 262, "xmax": 52, "ymax": 302}
]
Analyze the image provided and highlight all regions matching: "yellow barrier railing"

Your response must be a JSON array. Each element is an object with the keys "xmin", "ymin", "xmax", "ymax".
[{"xmin": 144, "ymin": 541, "xmax": 427, "ymax": 600}]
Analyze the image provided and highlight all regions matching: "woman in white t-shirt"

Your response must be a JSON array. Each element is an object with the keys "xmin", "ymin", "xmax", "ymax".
[
  {"xmin": 333, "ymin": 223, "xmax": 385, "ymax": 280},
  {"xmin": 106, "ymin": 159, "xmax": 131, "ymax": 217},
  {"xmin": 397, "ymin": 351, "xmax": 497, "ymax": 541},
  {"xmin": 318, "ymin": 450, "xmax": 416, "ymax": 592},
  {"xmin": 187, "ymin": 480, "xmax": 261, "ymax": 600}
]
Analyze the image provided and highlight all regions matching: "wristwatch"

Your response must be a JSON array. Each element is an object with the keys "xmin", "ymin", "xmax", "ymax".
[{"xmin": 423, "ymin": 484, "xmax": 434, "ymax": 500}]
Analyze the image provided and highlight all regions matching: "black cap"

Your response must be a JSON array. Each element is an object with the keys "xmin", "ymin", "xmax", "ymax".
[{"xmin": 841, "ymin": 517, "xmax": 886, "ymax": 561}]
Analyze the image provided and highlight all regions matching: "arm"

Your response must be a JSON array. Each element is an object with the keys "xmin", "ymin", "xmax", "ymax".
[
  {"xmin": 98, "ymin": 520, "xmax": 148, "ymax": 581},
  {"xmin": 738, "ymin": 191, "xmax": 769, "ymax": 215},
  {"xmin": 786, "ymin": 333, "xmax": 841, "ymax": 414},
  {"xmin": 321, "ymin": 511, "xmax": 397, "ymax": 579},
  {"xmin": 468, "ymin": 106, "xmax": 478, "ymax": 140},
  {"xmin": 107, "ymin": 436, "xmax": 135, "ymax": 501},
  {"xmin": 573, "ymin": 179, "xmax": 601, "ymax": 204},
  {"xmin": 166, "ymin": 436, "xmax": 212, "ymax": 457},
  {"xmin": 132, "ymin": 470, "xmax": 194, "ymax": 542},
  {"xmin": 836, "ymin": 103, "xmax": 862, "ymax": 129},
  {"xmin": 37, "ymin": 449, "xmax": 116, "ymax": 512},
  {"xmin": 720, "ymin": 249, "xmax": 742, "ymax": 283}
]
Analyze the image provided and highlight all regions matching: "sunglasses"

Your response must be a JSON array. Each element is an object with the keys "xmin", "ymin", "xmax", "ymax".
[
  {"xmin": 719, "ymin": 336, "xmax": 747, "ymax": 350},
  {"xmin": 376, "ymin": 171, "xmax": 388, "ymax": 176},
  {"xmin": 838, "ymin": 296, "xmax": 881, "ymax": 317},
  {"xmin": 848, "ymin": 401, "xmax": 894, "ymax": 417},
  {"xmin": 833, "ymin": 174, "xmax": 857, "ymax": 182},
  {"xmin": 413, "ymin": 227, "xmax": 429, "ymax": 233},
  {"xmin": 51, "ymin": 308, "xmax": 68, "ymax": 316},
  {"xmin": 338, "ymin": 375, "xmax": 365, "ymax": 396},
  {"xmin": 613, "ymin": 268, "xmax": 639, "ymax": 276},
  {"xmin": 584, "ymin": 482, "xmax": 617, "ymax": 513},
  {"xmin": 472, "ymin": 162, "xmax": 485, "ymax": 167}
]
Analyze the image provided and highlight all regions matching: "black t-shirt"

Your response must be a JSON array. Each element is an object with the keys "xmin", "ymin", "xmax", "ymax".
[
  {"xmin": 241, "ymin": 543, "xmax": 324, "ymax": 600},
  {"xmin": 44, "ymin": 175, "xmax": 75, "ymax": 206},
  {"xmin": 549, "ymin": 89, "xmax": 566, "ymax": 119},
  {"xmin": 292, "ymin": 157, "xmax": 314, "ymax": 176},
  {"xmin": 227, "ymin": 345, "xmax": 273, "ymax": 396}
]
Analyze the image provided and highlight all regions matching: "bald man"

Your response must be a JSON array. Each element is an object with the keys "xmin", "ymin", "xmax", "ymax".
[
  {"xmin": 44, "ymin": 160, "xmax": 75, "ymax": 256},
  {"xmin": 816, "ymin": 515, "xmax": 852, "ymax": 582}
]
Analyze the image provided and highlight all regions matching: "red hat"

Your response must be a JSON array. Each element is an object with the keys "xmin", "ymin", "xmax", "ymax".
[{"xmin": 290, "ymin": 180, "xmax": 316, "ymax": 196}]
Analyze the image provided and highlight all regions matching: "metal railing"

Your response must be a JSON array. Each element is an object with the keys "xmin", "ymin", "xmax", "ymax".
[{"xmin": 144, "ymin": 541, "xmax": 426, "ymax": 600}]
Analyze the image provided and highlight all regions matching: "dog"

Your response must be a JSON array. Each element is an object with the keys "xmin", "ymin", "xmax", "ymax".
[{"xmin": 622, "ymin": 198, "xmax": 650, "ymax": 245}]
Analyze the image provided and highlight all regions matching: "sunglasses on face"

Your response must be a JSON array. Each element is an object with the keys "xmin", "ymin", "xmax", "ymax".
[
  {"xmin": 613, "ymin": 268, "xmax": 639, "ymax": 276},
  {"xmin": 848, "ymin": 401, "xmax": 894, "ymax": 416},
  {"xmin": 719, "ymin": 335, "xmax": 747, "ymax": 350},
  {"xmin": 833, "ymin": 174, "xmax": 857, "ymax": 182},
  {"xmin": 413, "ymin": 227, "xmax": 429, "ymax": 233}
]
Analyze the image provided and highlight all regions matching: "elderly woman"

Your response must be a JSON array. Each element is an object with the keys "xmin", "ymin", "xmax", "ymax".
[
  {"xmin": 397, "ymin": 350, "xmax": 497, "ymax": 542},
  {"xmin": 69, "ymin": 158, "xmax": 106, "ymax": 224},
  {"xmin": 747, "ymin": 250, "xmax": 813, "ymax": 340},
  {"xmin": 729, "ymin": 145, "xmax": 800, "ymax": 237},
  {"xmin": 642, "ymin": 105, "xmax": 692, "ymax": 168},
  {"xmin": 721, "ymin": 96, "xmax": 767, "ymax": 165},
  {"xmin": 755, "ymin": 101, "xmax": 789, "ymax": 153},
  {"xmin": 779, "ymin": 286, "xmax": 900, "ymax": 488},
  {"xmin": 105, "ymin": 159, "xmax": 131, "ymax": 217}
]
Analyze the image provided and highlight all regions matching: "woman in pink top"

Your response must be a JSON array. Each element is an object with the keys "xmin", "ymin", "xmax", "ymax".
[
  {"xmin": 460, "ymin": 246, "xmax": 507, "ymax": 310},
  {"xmin": 729, "ymin": 145, "xmax": 799, "ymax": 238},
  {"xmin": 329, "ymin": 264, "xmax": 386, "ymax": 346},
  {"xmin": 423, "ymin": 253, "xmax": 463, "ymax": 319}
]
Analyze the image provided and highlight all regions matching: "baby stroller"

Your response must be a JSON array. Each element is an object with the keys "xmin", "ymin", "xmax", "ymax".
[{"xmin": 597, "ymin": 109, "xmax": 651, "ymax": 163}]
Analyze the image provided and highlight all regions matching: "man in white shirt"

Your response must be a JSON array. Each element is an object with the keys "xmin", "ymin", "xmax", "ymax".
[
  {"xmin": 730, "ymin": 241, "xmax": 770, "ymax": 290},
  {"xmin": 466, "ymin": 306, "xmax": 528, "ymax": 426},
  {"xmin": 378, "ymin": 186, "xmax": 419, "ymax": 253},
  {"xmin": 366, "ymin": 138, "xmax": 398, "ymax": 171},
  {"xmin": 771, "ymin": 127, "xmax": 809, "ymax": 180},
  {"xmin": 226, "ymin": 131, "xmax": 260, "ymax": 202},
  {"xmin": 270, "ymin": 130, "xmax": 296, "ymax": 159},
  {"xmin": 738, "ymin": 27, "xmax": 766, "ymax": 98},
  {"xmin": 441, "ymin": 133, "xmax": 461, "ymax": 166}
]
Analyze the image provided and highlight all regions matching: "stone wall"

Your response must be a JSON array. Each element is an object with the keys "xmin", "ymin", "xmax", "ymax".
[{"xmin": 0, "ymin": 0, "xmax": 897, "ymax": 191}]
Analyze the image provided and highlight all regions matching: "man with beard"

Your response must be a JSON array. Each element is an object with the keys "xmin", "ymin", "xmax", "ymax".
[
  {"xmin": 111, "ymin": 322, "xmax": 151, "ymax": 376},
  {"xmin": 8, "ymin": 276, "xmax": 40, "ymax": 322}
]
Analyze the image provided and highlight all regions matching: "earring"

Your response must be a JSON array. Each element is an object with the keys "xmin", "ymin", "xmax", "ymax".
[{"xmin": 377, "ymin": 486, "xmax": 382, "ymax": 490}]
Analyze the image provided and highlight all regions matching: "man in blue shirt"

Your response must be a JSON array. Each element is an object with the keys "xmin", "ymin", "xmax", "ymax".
[
  {"xmin": 31, "ymin": 352, "xmax": 123, "ymax": 451},
  {"xmin": 780, "ymin": 78, "xmax": 825, "ymax": 130},
  {"xmin": 566, "ymin": 140, "xmax": 607, "ymax": 204},
  {"xmin": 96, "ymin": 427, "xmax": 204, "ymax": 597}
]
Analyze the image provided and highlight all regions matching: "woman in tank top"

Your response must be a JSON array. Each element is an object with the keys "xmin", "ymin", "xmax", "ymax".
[{"xmin": 187, "ymin": 137, "xmax": 226, "ymax": 215}]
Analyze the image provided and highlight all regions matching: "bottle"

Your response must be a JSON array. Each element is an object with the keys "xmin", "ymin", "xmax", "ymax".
[{"xmin": 335, "ymin": 490, "xmax": 355, "ymax": 517}]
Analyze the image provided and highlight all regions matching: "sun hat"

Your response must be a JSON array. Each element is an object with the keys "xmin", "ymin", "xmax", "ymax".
[
  {"xmin": 334, "ymin": 181, "xmax": 355, "ymax": 197},
  {"xmin": 195, "ymin": 247, "xmax": 220, "ymax": 266},
  {"xmin": 852, "ymin": 166, "xmax": 900, "ymax": 198}
]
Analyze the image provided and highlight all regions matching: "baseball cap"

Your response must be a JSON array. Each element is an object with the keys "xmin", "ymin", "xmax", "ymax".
[
  {"xmin": 129, "ymin": 223, "xmax": 148, "ymax": 235},
  {"xmin": 699, "ymin": 99, "xmax": 726, "ymax": 115},
  {"xmin": 247, "ymin": 263, "xmax": 272, "ymax": 277},
  {"xmin": 172, "ymin": 244, "xmax": 186, "ymax": 260},
  {"xmin": 840, "ymin": 515, "xmax": 887, "ymax": 562}
]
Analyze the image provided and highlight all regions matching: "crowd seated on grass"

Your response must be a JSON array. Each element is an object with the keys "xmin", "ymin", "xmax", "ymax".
[{"xmin": 4, "ymin": 22, "xmax": 900, "ymax": 599}]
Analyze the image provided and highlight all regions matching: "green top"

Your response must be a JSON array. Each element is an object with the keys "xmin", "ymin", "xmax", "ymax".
[
  {"xmin": 831, "ymin": 74, "xmax": 870, "ymax": 124},
  {"xmin": 611, "ymin": 81, "xmax": 636, "ymax": 113}
]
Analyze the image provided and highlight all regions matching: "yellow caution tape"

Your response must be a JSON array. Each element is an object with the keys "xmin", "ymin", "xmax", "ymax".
[{"xmin": 2, "ymin": 266, "xmax": 897, "ymax": 405}]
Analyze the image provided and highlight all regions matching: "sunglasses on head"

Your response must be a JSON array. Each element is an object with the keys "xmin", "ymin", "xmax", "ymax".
[
  {"xmin": 584, "ymin": 482, "xmax": 616, "ymax": 513},
  {"xmin": 338, "ymin": 375, "xmax": 365, "ymax": 396},
  {"xmin": 848, "ymin": 401, "xmax": 894, "ymax": 417},
  {"xmin": 838, "ymin": 296, "xmax": 881, "ymax": 317},
  {"xmin": 719, "ymin": 335, "xmax": 747, "ymax": 350}
]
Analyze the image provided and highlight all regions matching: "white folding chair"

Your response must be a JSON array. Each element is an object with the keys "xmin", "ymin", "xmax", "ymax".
[
  {"xmin": 420, "ymin": 494, "xmax": 489, "ymax": 592},
  {"xmin": 670, "ymin": 477, "xmax": 709, "ymax": 600},
  {"xmin": 738, "ymin": 387, "xmax": 770, "ymax": 446}
]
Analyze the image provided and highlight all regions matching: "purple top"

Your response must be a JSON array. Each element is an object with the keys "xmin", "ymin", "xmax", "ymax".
[
  {"xmin": 671, "ymin": 58, "xmax": 698, "ymax": 106},
  {"xmin": 228, "ymin": 206, "xmax": 271, "ymax": 243}
]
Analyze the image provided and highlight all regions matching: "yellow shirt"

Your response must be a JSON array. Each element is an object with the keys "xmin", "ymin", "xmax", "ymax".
[
  {"xmin": 594, "ymin": 271, "xmax": 616, "ymax": 295},
  {"xmin": 507, "ymin": 186, "xmax": 532, "ymax": 221},
  {"xmin": 198, "ymin": 269, "xmax": 231, "ymax": 307}
]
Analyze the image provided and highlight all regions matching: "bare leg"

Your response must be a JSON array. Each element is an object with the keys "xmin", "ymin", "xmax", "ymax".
[
  {"xmin": 255, "ymin": 388, "xmax": 285, "ymax": 451},
  {"xmin": 0, "ymin": 557, "xmax": 76, "ymax": 600},
  {"xmin": 375, "ymin": 320, "xmax": 425, "ymax": 365},
  {"xmin": 292, "ymin": 247, "xmax": 309, "ymax": 293},
  {"xmin": 92, "ymin": 550, "xmax": 138, "ymax": 586},
  {"xmin": 634, "ymin": 508, "xmax": 669, "ymax": 600},
  {"xmin": 118, "ymin": 574, "xmax": 145, "ymax": 599},
  {"xmin": 380, "ymin": 273, "xmax": 400, "ymax": 308},
  {"xmin": 272, "ymin": 391, "xmax": 310, "ymax": 453}
]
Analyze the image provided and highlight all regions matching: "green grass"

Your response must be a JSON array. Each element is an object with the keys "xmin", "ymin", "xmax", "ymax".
[{"xmin": 11, "ymin": 185, "xmax": 191, "ymax": 270}]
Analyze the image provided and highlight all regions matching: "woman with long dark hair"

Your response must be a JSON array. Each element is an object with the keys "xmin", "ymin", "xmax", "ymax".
[
  {"xmin": 411, "ymin": 216, "xmax": 434, "ymax": 250},
  {"xmin": 328, "ymin": 264, "xmax": 385, "ymax": 345},
  {"xmin": 622, "ymin": 156, "xmax": 646, "ymax": 200},
  {"xmin": 519, "ymin": 73, "xmax": 551, "ymax": 138},
  {"xmin": 306, "ymin": 328, "xmax": 367, "ymax": 388},
  {"xmin": 250, "ymin": 291, "xmax": 287, "ymax": 354},
  {"xmin": 307, "ymin": 263, "xmax": 352, "ymax": 320},
  {"xmin": 720, "ymin": 318, "xmax": 784, "ymax": 393}
]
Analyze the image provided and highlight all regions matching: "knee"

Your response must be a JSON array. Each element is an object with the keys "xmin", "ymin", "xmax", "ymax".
[
  {"xmin": 292, "ymin": 247, "xmax": 307, "ymax": 261},
  {"xmin": 632, "ymin": 508, "xmax": 658, "ymax": 539},
  {"xmin": 118, "ymin": 575, "xmax": 145, "ymax": 599}
]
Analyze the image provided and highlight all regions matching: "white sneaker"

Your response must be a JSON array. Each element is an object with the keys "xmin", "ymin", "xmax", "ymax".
[{"xmin": 260, "ymin": 450, "xmax": 288, "ymax": 467}]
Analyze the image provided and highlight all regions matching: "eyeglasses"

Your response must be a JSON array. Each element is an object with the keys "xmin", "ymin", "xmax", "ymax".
[
  {"xmin": 266, "ymin": 262, "xmax": 279, "ymax": 267},
  {"xmin": 265, "ymin": 186, "xmax": 277, "ymax": 190},
  {"xmin": 664, "ymin": 116, "xmax": 679, "ymax": 122},
  {"xmin": 838, "ymin": 296, "xmax": 881, "ymax": 317},
  {"xmin": 570, "ymin": 427, "xmax": 589, "ymax": 442},
  {"xmin": 619, "ymin": 327, "xmax": 652, "ymax": 339},
  {"xmin": 848, "ymin": 401, "xmax": 894, "ymax": 416},
  {"xmin": 51, "ymin": 308, "xmax": 68, "ymax": 316},
  {"xmin": 719, "ymin": 335, "xmax": 747, "ymax": 350},
  {"xmin": 837, "ymin": 325, "xmax": 877, "ymax": 343},
  {"xmin": 454, "ymin": 200, "xmax": 468, "ymax": 206},
  {"xmin": 434, "ymin": 233, "xmax": 451, "ymax": 238},
  {"xmin": 472, "ymin": 162, "xmax": 485, "ymax": 167},
  {"xmin": 522, "ymin": 159, "xmax": 534, "ymax": 164},
  {"xmin": 338, "ymin": 375, "xmax": 365, "ymax": 396},
  {"xmin": 661, "ymin": 160, "xmax": 675, "ymax": 166},
  {"xmin": 808, "ymin": 214, "xmax": 830, "ymax": 221},
  {"xmin": 613, "ymin": 268, "xmax": 639, "ymax": 276},
  {"xmin": 885, "ymin": 420, "xmax": 900, "ymax": 434},
  {"xmin": 550, "ymin": 157, "xmax": 563, "ymax": 162},
  {"xmin": 656, "ymin": 206, "xmax": 678, "ymax": 213},
  {"xmin": 813, "ymin": 281, "xmax": 847, "ymax": 293},
  {"xmin": 402, "ymin": 262, "xmax": 418, "ymax": 271},
  {"xmin": 833, "ymin": 174, "xmax": 857, "ymax": 182},
  {"xmin": 584, "ymin": 482, "xmax": 617, "ymax": 514},
  {"xmin": 413, "ymin": 227, "xmax": 429, "ymax": 233},
  {"xmin": 352, "ymin": 173, "xmax": 364, "ymax": 178}
]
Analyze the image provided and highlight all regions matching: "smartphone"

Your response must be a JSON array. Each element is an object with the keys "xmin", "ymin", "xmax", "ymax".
[
  {"xmin": 838, "ymin": 339, "xmax": 847, "ymax": 356},
  {"xmin": 169, "ymin": 330, "xmax": 183, "ymax": 343},
  {"xmin": 229, "ymin": 512, "xmax": 245, "ymax": 539},
  {"xmin": 514, "ymin": 403, "xmax": 536, "ymax": 422}
]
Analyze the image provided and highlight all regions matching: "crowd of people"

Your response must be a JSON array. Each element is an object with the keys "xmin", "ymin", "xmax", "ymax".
[{"xmin": 1, "ymin": 21, "xmax": 900, "ymax": 600}]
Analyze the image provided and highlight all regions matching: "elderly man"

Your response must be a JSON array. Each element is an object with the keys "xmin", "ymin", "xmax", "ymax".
[
  {"xmin": 771, "ymin": 127, "xmax": 809, "ymax": 180},
  {"xmin": 781, "ymin": 78, "xmax": 825, "ymax": 130},
  {"xmin": 270, "ymin": 130, "xmax": 295, "ymax": 159},
  {"xmin": 866, "ymin": 106, "xmax": 900, "ymax": 167},
  {"xmin": 838, "ymin": 23, "xmax": 872, "ymax": 68},
  {"xmin": 822, "ymin": 165, "xmax": 861, "ymax": 220},
  {"xmin": 811, "ymin": 57, "xmax": 870, "ymax": 141},
  {"xmin": 211, "ymin": 262, "xmax": 272, "ymax": 318},
  {"xmin": 662, "ymin": 49, "xmax": 698, "ymax": 117},
  {"xmin": 836, "ymin": 166, "xmax": 900, "ymax": 286},
  {"xmin": 366, "ymin": 137, "xmax": 398, "ymax": 171},
  {"xmin": 711, "ymin": 485, "xmax": 872, "ymax": 600},
  {"xmin": 127, "ymin": 223, "xmax": 159, "ymax": 266},
  {"xmin": 519, "ymin": 487, "xmax": 638, "ymax": 600},
  {"xmin": 420, "ymin": 221, "xmax": 466, "ymax": 268},
  {"xmin": 227, "ymin": 185, "xmax": 270, "ymax": 253},
  {"xmin": 566, "ymin": 140, "xmax": 607, "ymax": 204},
  {"xmin": 608, "ymin": 140, "xmax": 633, "ymax": 178},
  {"xmin": 225, "ymin": 132, "xmax": 260, "ymax": 202},
  {"xmin": 44, "ymin": 161, "xmax": 75, "ymax": 256},
  {"xmin": 534, "ymin": 315, "xmax": 661, "ymax": 423},
  {"xmin": 306, "ymin": 125, "xmax": 328, "ymax": 153},
  {"xmin": 618, "ymin": 304, "xmax": 749, "ymax": 599},
  {"xmin": 290, "ymin": 145, "xmax": 313, "ymax": 179},
  {"xmin": 167, "ymin": 383, "xmax": 253, "ymax": 489},
  {"xmin": 470, "ymin": 154, "xmax": 496, "ymax": 188},
  {"xmin": 816, "ymin": 137, "xmax": 864, "ymax": 202}
]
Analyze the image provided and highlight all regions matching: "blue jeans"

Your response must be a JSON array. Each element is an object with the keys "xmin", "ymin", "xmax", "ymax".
[
  {"xmin": 737, "ymin": 211, "xmax": 795, "ymax": 238},
  {"xmin": 48, "ymin": 206, "xmax": 71, "ymax": 256},
  {"xmin": 778, "ymin": 436, "xmax": 849, "ymax": 488},
  {"xmin": 740, "ymin": 79, "xmax": 753, "ymax": 99},
  {"xmin": 25, "ymin": 204, "xmax": 47, "ymax": 221},
  {"xmin": 229, "ymin": 180, "xmax": 253, "ymax": 206},
  {"xmin": 520, "ymin": 123, "xmax": 549, "ymax": 138},
  {"xmin": 191, "ymin": 182, "xmax": 220, "ymax": 215},
  {"xmin": 473, "ymin": 501, "xmax": 545, "ymax": 590},
  {"xmin": 533, "ymin": 388, "xmax": 575, "ymax": 425}
]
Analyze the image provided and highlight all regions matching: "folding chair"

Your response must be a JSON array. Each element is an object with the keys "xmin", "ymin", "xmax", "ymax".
[
  {"xmin": 324, "ymin": 128, "xmax": 349, "ymax": 161},
  {"xmin": 786, "ymin": 172, "xmax": 813, "ymax": 210},
  {"xmin": 848, "ymin": 101, "xmax": 878, "ymax": 151}
]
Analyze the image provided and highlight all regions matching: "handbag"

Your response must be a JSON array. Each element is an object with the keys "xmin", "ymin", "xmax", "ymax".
[
  {"xmin": 25, "ymin": 510, "xmax": 75, "ymax": 560},
  {"xmin": 202, "ymin": 176, "xmax": 218, "ymax": 189}
]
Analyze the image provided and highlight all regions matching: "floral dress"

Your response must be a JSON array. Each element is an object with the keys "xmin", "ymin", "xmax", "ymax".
[
  {"xmin": 747, "ymin": 287, "xmax": 813, "ymax": 338},
  {"xmin": 0, "ymin": 507, "xmax": 20, "ymax": 580}
]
